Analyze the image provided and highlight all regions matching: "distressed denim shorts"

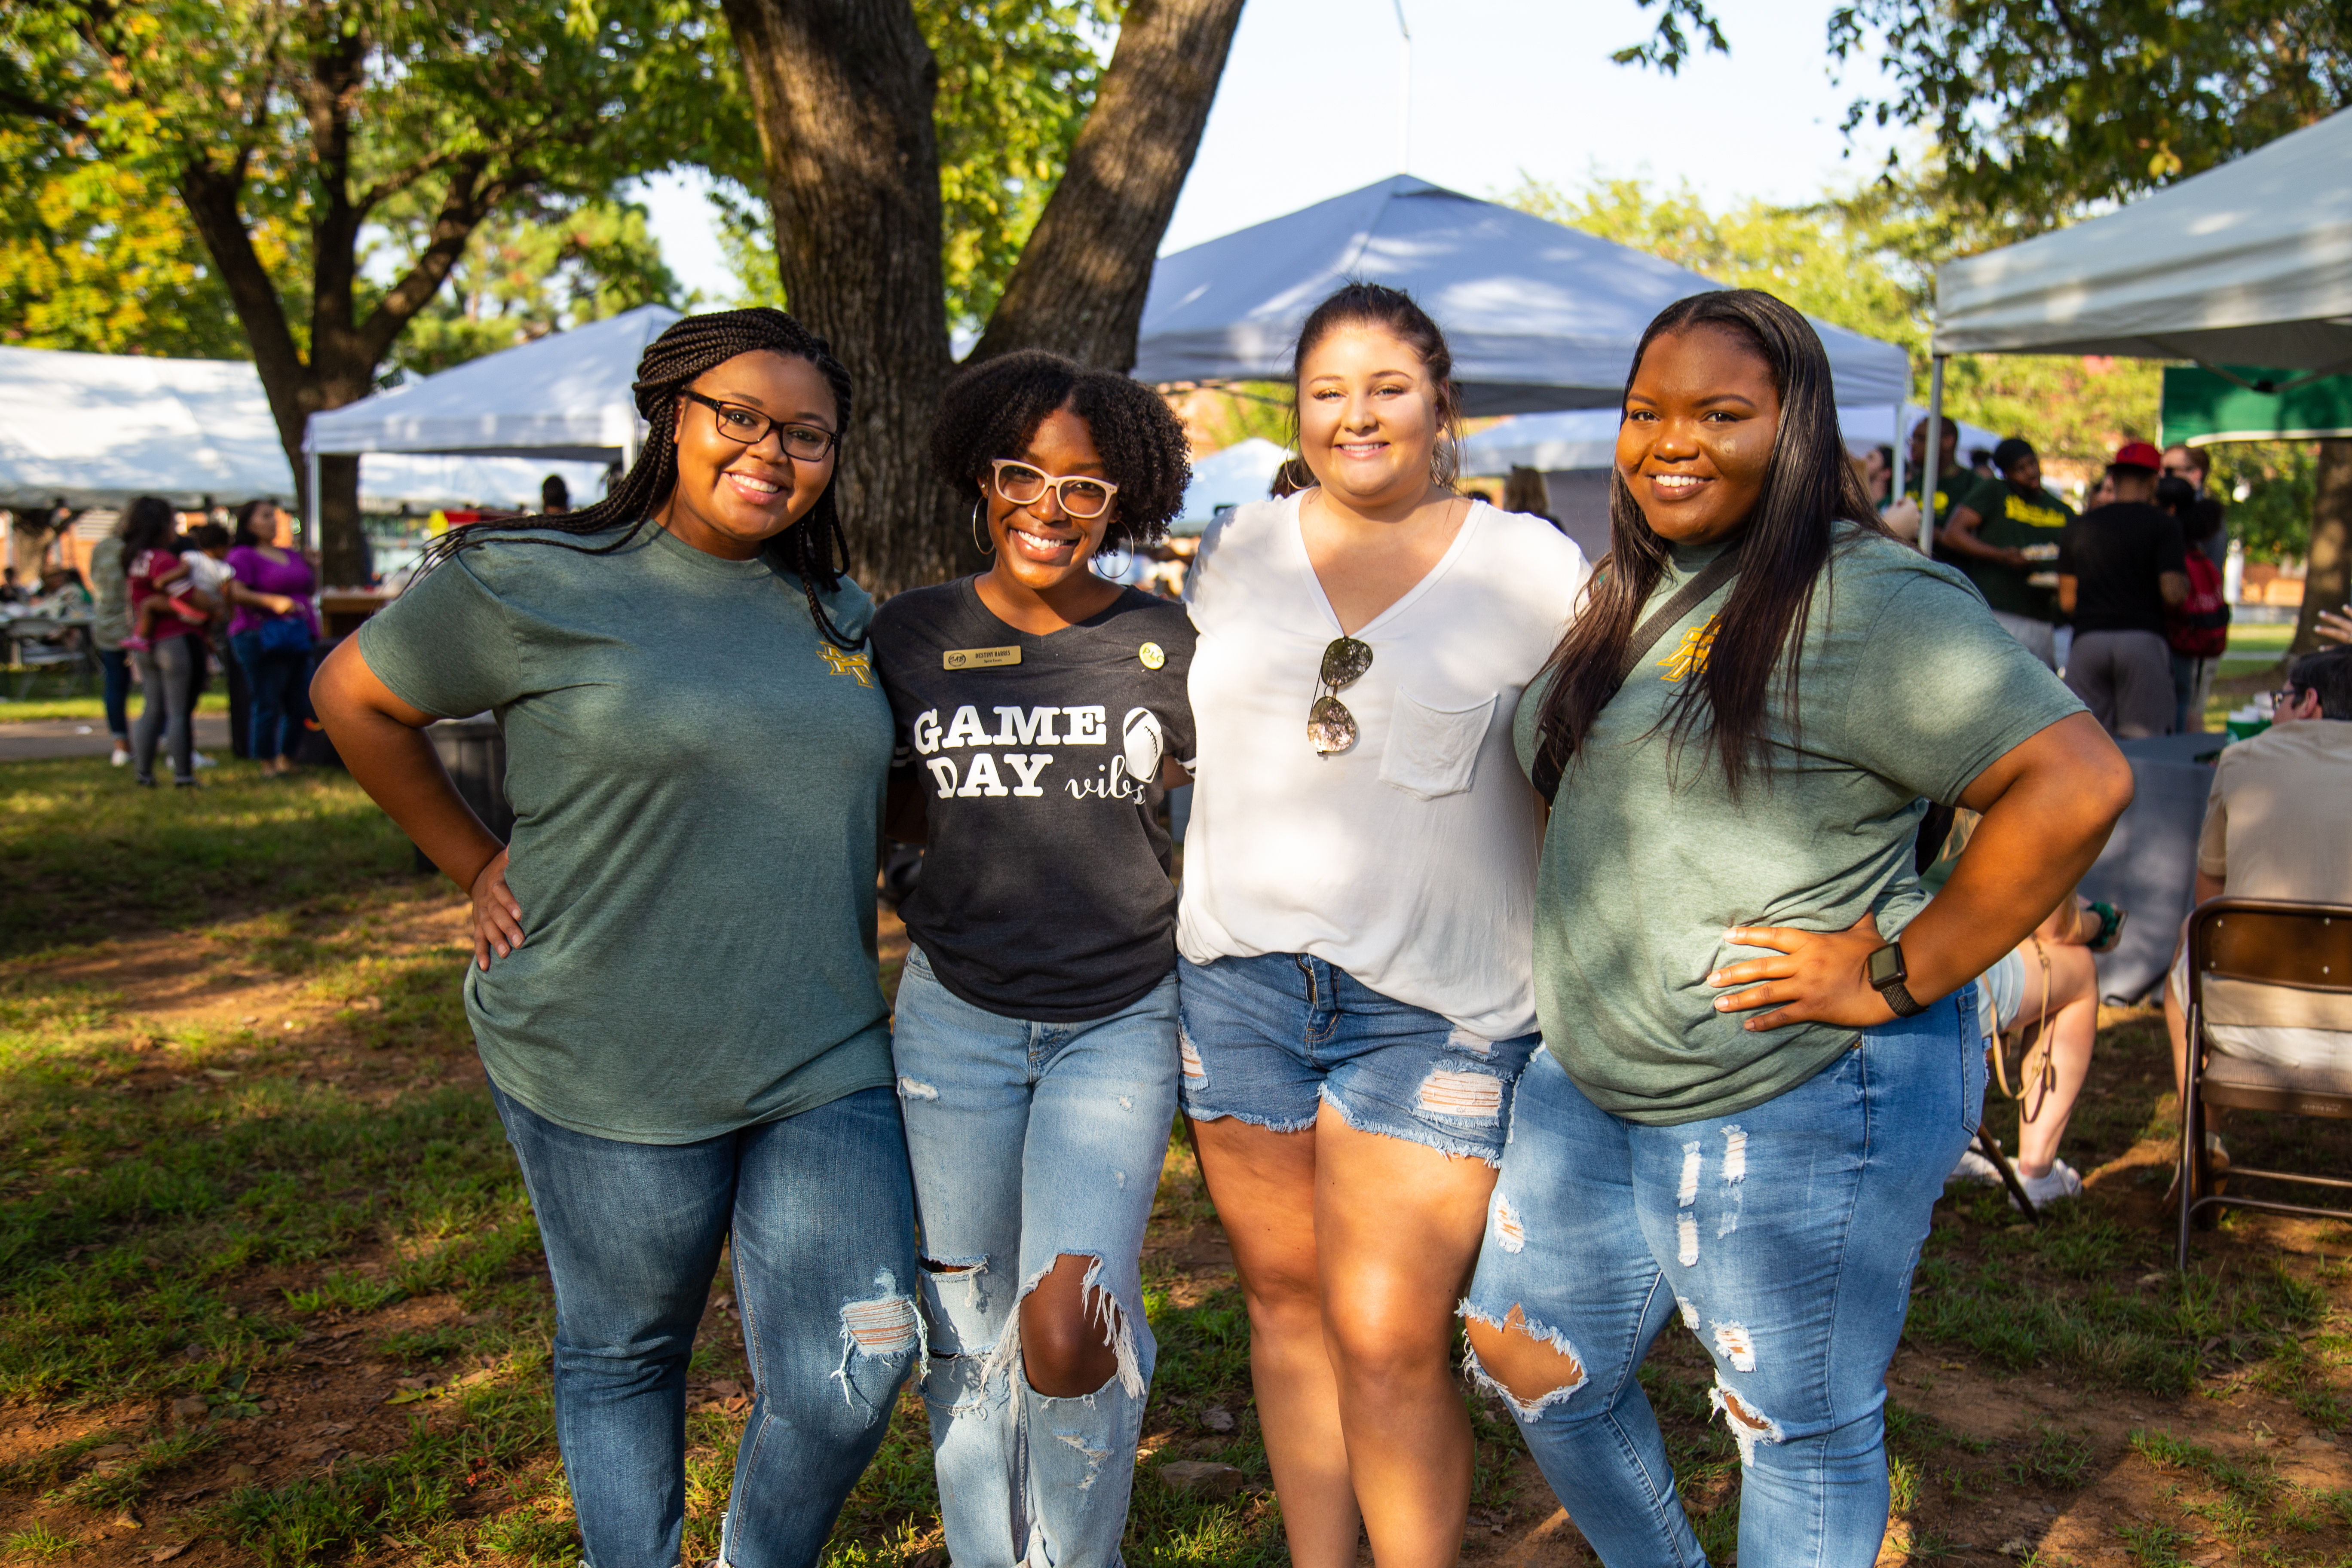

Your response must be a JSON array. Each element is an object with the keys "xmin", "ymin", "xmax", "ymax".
[{"xmin": 1176, "ymin": 952, "xmax": 1540, "ymax": 1165}]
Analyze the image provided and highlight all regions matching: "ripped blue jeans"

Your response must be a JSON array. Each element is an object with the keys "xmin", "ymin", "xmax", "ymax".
[
  {"xmin": 892, "ymin": 946, "xmax": 1178, "ymax": 1568},
  {"xmin": 1462, "ymin": 993, "xmax": 1980, "ymax": 1568},
  {"xmin": 490, "ymin": 1081, "xmax": 917, "ymax": 1568}
]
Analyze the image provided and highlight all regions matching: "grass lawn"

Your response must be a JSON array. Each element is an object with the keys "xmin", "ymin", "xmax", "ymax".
[
  {"xmin": 0, "ymin": 756, "xmax": 2346, "ymax": 1567},
  {"xmin": 0, "ymin": 694, "xmax": 231, "ymax": 726}
]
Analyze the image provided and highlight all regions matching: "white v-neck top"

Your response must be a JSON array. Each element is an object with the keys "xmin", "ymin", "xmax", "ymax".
[{"xmin": 1178, "ymin": 494, "xmax": 1592, "ymax": 1037}]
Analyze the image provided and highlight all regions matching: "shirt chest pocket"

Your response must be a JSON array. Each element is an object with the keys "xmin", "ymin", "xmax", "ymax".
[{"xmin": 1378, "ymin": 689, "xmax": 1496, "ymax": 801}]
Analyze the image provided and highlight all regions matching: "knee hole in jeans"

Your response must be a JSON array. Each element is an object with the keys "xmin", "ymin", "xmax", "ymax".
[
  {"xmin": 1461, "ymin": 1304, "xmax": 1588, "ymax": 1419},
  {"xmin": 1017, "ymin": 1253, "xmax": 1138, "ymax": 1400}
]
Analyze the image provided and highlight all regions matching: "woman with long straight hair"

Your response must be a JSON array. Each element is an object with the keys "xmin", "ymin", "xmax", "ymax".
[
  {"xmin": 1462, "ymin": 290, "xmax": 2132, "ymax": 1568},
  {"xmin": 1178, "ymin": 282, "xmax": 1591, "ymax": 1568},
  {"xmin": 312, "ymin": 309, "xmax": 918, "ymax": 1568}
]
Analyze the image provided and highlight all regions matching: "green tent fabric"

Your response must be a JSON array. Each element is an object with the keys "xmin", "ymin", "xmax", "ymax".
[{"xmin": 2162, "ymin": 365, "xmax": 2352, "ymax": 445}]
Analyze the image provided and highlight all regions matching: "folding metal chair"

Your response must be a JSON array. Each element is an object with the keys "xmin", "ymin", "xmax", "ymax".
[{"xmin": 2176, "ymin": 898, "xmax": 2352, "ymax": 1268}]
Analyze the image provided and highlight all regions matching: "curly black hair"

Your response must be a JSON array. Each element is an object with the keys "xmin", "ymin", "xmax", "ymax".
[
  {"xmin": 930, "ymin": 349, "xmax": 1191, "ymax": 554},
  {"xmin": 416, "ymin": 308, "xmax": 863, "ymax": 649}
]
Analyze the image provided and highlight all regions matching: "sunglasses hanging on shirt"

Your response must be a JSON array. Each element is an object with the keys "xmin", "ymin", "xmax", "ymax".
[{"xmin": 1308, "ymin": 637, "xmax": 1373, "ymax": 755}]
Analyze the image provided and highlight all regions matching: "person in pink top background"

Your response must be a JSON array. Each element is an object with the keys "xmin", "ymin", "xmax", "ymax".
[{"xmin": 224, "ymin": 499, "xmax": 318, "ymax": 776}]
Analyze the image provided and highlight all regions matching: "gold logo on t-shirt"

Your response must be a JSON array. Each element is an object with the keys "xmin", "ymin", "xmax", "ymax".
[
  {"xmin": 943, "ymin": 645, "xmax": 1022, "ymax": 671},
  {"xmin": 819, "ymin": 646, "xmax": 874, "ymax": 686},
  {"xmin": 2006, "ymin": 494, "xmax": 2069, "ymax": 529},
  {"xmin": 1658, "ymin": 617, "xmax": 1718, "ymax": 683},
  {"xmin": 1138, "ymin": 641, "xmax": 1166, "ymax": 670}
]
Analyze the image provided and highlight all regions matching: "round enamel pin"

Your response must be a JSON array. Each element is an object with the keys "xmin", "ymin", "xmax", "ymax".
[{"xmin": 1138, "ymin": 641, "xmax": 1166, "ymax": 670}]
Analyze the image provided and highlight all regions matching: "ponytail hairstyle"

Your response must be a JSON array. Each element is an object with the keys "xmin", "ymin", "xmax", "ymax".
[
  {"xmin": 1284, "ymin": 281, "xmax": 1464, "ymax": 490},
  {"xmin": 417, "ymin": 308, "xmax": 863, "ymax": 649},
  {"xmin": 1531, "ymin": 289, "xmax": 1886, "ymax": 800}
]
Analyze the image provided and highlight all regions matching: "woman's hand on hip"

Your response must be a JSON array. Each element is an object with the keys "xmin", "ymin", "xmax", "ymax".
[
  {"xmin": 1708, "ymin": 911, "xmax": 1898, "ymax": 1031},
  {"xmin": 471, "ymin": 850, "xmax": 524, "ymax": 970}
]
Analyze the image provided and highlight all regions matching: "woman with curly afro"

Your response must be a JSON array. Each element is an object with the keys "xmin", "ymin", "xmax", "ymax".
[{"xmin": 870, "ymin": 349, "xmax": 1194, "ymax": 1568}]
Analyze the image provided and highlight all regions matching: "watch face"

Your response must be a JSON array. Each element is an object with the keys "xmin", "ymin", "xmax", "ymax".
[{"xmin": 1867, "ymin": 944, "xmax": 1905, "ymax": 987}]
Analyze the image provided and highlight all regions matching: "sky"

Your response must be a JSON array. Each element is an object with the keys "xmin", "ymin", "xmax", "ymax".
[{"xmin": 633, "ymin": 0, "xmax": 1907, "ymax": 305}]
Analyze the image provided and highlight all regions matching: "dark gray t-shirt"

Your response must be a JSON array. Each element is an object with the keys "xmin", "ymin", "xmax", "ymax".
[
  {"xmin": 357, "ymin": 522, "xmax": 896, "ymax": 1143},
  {"xmin": 872, "ymin": 578, "xmax": 1196, "ymax": 1021}
]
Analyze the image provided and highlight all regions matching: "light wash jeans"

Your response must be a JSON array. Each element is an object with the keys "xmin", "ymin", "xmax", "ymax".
[
  {"xmin": 1463, "ymin": 992, "xmax": 1981, "ymax": 1568},
  {"xmin": 130, "ymin": 634, "xmax": 194, "ymax": 784},
  {"xmin": 892, "ymin": 946, "xmax": 1179, "ymax": 1568},
  {"xmin": 490, "ymin": 1081, "xmax": 918, "ymax": 1568}
]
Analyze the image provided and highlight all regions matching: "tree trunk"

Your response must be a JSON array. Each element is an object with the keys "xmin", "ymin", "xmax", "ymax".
[
  {"xmin": 971, "ymin": 0, "xmax": 1246, "ymax": 371},
  {"xmin": 2292, "ymin": 438, "xmax": 2352, "ymax": 655},
  {"xmin": 722, "ymin": 0, "xmax": 959, "ymax": 597}
]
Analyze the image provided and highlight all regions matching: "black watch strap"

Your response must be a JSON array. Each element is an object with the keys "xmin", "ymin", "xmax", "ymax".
[{"xmin": 1877, "ymin": 977, "xmax": 1927, "ymax": 1018}]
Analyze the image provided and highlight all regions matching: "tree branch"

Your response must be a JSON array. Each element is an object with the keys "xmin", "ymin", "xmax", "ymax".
[{"xmin": 971, "ymin": 0, "xmax": 1246, "ymax": 369}]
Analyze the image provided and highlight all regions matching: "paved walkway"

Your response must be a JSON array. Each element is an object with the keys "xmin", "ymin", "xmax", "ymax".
[{"xmin": 0, "ymin": 717, "xmax": 233, "ymax": 763}]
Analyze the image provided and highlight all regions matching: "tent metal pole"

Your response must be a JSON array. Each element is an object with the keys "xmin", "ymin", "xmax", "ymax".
[
  {"xmin": 305, "ymin": 449, "xmax": 321, "ymax": 549},
  {"xmin": 1889, "ymin": 394, "xmax": 1907, "ymax": 505},
  {"xmin": 1920, "ymin": 356, "xmax": 1946, "ymax": 559}
]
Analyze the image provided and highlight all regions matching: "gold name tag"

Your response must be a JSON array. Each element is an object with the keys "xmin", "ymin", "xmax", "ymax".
[{"xmin": 944, "ymin": 645, "xmax": 1022, "ymax": 671}]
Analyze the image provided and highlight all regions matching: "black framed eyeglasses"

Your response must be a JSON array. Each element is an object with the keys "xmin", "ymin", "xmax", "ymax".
[
  {"xmin": 1307, "ymin": 637, "xmax": 1373, "ymax": 755},
  {"xmin": 2271, "ymin": 686, "xmax": 2306, "ymax": 714},
  {"xmin": 681, "ymin": 389, "xmax": 840, "ymax": 460},
  {"xmin": 990, "ymin": 459, "xmax": 1118, "ymax": 520}
]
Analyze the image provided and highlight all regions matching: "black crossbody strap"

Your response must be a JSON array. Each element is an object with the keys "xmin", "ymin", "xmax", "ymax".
[{"xmin": 1534, "ymin": 541, "xmax": 1744, "ymax": 802}]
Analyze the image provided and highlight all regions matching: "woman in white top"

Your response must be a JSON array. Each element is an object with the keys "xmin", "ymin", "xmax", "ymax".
[{"xmin": 1178, "ymin": 282, "xmax": 1591, "ymax": 1568}]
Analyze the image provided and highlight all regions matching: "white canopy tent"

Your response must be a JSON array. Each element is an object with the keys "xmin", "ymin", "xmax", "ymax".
[
  {"xmin": 1920, "ymin": 108, "xmax": 2352, "ymax": 552},
  {"xmin": 1170, "ymin": 438, "xmax": 1287, "ymax": 536},
  {"xmin": 1135, "ymin": 177, "xmax": 1914, "ymax": 415},
  {"xmin": 1462, "ymin": 403, "xmax": 2003, "ymax": 473},
  {"xmin": 1460, "ymin": 404, "xmax": 2003, "ymax": 561},
  {"xmin": 0, "ymin": 345, "xmax": 606, "ymax": 513},
  {"xmin": 303, "ymin": 303, "xmax": 681, "ymax": 533}
]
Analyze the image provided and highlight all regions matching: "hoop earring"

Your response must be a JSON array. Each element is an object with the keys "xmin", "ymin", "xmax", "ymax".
[
  {"xmin": 1091, "ymin": 542, "xmax": 1133, "ymax": 580},
  {"xmin": 971, "ymin": 496, "xmax": 995, "ymax": 556}
]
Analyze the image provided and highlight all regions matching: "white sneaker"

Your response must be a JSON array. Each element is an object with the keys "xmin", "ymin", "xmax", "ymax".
[
  {"xmin": 1948, "ymin": 1148, "xmax": 2003, "ymax": 1186},
  {"xmin": 191, "ymin": 752, "xmax": 217, "ymax": 769},
  {"xmin": 2013, "ymin": 1159, "xmax": 2084, "ymax": 1209},
  {"xmin": 110, "ymin": 745, "xmax": 131, "ymax": 767}
]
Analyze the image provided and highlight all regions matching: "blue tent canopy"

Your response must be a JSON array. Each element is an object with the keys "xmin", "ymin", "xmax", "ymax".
[{"xmin": 1136, "ymin": 177, "xmax": 1911, "ymax": 415}]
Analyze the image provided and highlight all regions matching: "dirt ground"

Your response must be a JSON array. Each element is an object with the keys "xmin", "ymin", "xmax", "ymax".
[{"xmin": 3, "ymin": 887, "xmax": 2346, "ymax": 1567}]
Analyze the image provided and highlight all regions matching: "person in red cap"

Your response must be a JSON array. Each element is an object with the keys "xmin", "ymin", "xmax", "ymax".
[{"xmin": 2057, "ymin": 441, "xmax": 2190, "ymax": 736}]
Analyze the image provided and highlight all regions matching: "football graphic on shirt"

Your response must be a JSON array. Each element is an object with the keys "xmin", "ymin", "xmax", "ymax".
[{"xmin": 1122, "ymin": 707, "xmax": 1164, "ymax": 784}]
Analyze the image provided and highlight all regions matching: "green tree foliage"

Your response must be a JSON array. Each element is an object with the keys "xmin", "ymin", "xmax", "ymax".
[
  {"xmin": 705, "ymin": 0, "xmax": 1118, "ymax": 332},
  {"xmin": 2206, "ymin": 442, "xmax": 2319, "ymax": 564},
  {"xmin": 1828, "ymin": 0, "xmax": 2352, "ymax": 224},
  {"xmin": 1502, "ymin": 172, "xmax": 2162, "ymax": 467},
  {"xmin": 382, "ymin": 196, "xmax": 687, "ymax": 380},
  {"xmin": 0, "ymin": 116, "xmax": 250, "ymax": 358},
  {"xmin": 0, "ymin": 0, "xmax": 740, "ymax": 580}
]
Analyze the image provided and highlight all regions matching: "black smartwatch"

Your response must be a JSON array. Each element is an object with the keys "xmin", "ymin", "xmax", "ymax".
[{"xmin": 1865, "ymin": 941, "xmax": 1927, "ymax": 1018}]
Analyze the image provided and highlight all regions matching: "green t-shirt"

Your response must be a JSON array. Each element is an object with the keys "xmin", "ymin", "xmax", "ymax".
[
  {"xmin": 357, "ymin": 523, "xmax": 896, "ymax": 1144},
  {"xmin": 1899, "ymin": 471, "xmax": 1963, "ymax": 528},
  {"xmin": 1513, "ymin": 526, "xmax": 2084, "ymax": 1126},
  {"xmin": 1953, "ymin": 476, "xmax": 2073, "ymax": 621}
]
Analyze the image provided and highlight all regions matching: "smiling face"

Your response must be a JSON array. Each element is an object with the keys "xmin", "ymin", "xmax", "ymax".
[
  {"xmin": 984, "ymin": 404, "xmax": 1116, "ymax": 591},
  {"xmin": 662, "ymin": 350, "xmax": 839, "ymax": 560},
  {"xmin": 1296, "ymin": 323, "xmax": 1448, "ymax": 509},
  {"xmin": 1617, "ymin": 325, "xmax": 1783, "ymax": 549}
]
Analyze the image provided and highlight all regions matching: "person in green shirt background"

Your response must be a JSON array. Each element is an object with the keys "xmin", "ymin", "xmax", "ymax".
[
  {"xmin": 1457, "ymin": 289, "xmax": 2132, "ymax": 1568},
  {"xmin": 1942, "ymin": 436, "xmax": 2074, "ymax": 669},
  {"xmin": 1900, "ymin": 413, "xmax": 1963, "ymax": 534},
  {"xmin": 313, "ymin": 309, "xmax": 916, "ymax": 1568}
]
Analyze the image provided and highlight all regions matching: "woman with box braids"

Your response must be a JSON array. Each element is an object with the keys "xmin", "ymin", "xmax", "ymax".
[
  {"xmin": 315, "ymin": 307, "xmax": 917, "ymax": 1568},
  {"xmin": 420, "ymin": 306, "xmax": 864, "ymax": 649}
]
